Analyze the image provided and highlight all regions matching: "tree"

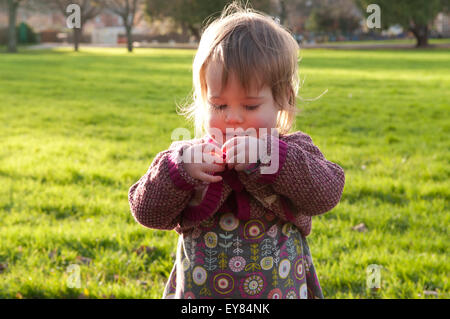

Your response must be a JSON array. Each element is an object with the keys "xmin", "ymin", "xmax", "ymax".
[
  {"xmin": 105, "ymin": 0, "xmax": 143, "ymax": 52},
  {"xmin": 272, "ymin": 0, "xmax": 307, "ymax": 27},
  {"xmin": 4, "ymin": 0, "xmax": 24, "ymax": 53},
  {"xmin": 144, "ymin": 0, "xmax": 272, "ymax": 42},
  {"xmin": 307, "ymin": 0, "xmax": 361, "ymax": 36},
  {"xmin": 356, "ymin": 0, "xmax": 449, "ymax": 47},
  {"xmin": 50, "ymin": 0, "xmax": 104, "ymax": 51}
]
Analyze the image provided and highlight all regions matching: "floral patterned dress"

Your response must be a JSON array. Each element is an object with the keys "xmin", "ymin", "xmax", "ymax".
[{"xmin": 162, "ymin": 196, "xmax": 324, "ymax": 299}]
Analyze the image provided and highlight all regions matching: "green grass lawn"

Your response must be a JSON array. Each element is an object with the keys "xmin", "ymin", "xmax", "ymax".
[
  {"xmin": 0, "ymin": 47, "xmax": 448, "ymax": 299},
  {"xmin": 321, "ymin": 37, "xmax": 450, "ymax": 45}
]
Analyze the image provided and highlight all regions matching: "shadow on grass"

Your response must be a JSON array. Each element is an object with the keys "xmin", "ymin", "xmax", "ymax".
[{"xmin": 343, "ymin": 186, "xmax": 409, "ymax": 206}]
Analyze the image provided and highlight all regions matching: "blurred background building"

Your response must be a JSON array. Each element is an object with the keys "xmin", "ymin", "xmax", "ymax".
[{"xmin": 0, "ymin": 0, "xmax": 448, "ymax": 49}]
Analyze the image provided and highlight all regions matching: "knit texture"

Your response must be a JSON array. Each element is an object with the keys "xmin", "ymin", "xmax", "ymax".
[{"xmin": 128, "ymin": 131, "xmax": 345, "ymax": 237}]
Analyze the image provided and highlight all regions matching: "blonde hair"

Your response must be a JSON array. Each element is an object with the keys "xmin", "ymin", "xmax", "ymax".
[{"xmin": 178, "ymin": 1, "xmax": 300, "ymax": 138}]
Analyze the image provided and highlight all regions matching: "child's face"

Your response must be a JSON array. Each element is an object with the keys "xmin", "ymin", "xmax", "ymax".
[{"xmin": 205, "ymin": 60, "xmax": 279, "ymax": 143}]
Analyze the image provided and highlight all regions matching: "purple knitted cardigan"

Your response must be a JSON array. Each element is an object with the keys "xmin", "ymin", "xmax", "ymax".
[{"xmin": 128, "ymin": 131, "xmax": 345, "ymax": 237}]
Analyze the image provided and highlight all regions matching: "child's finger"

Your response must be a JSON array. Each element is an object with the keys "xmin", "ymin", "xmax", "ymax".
[
  {"xmin": 202, "ymin": 162, "xmax": 226, "ymax": 173},
  {"xmin": 198, "ymin": 171, "xmax": 222, "ymax": 183},
  {"xmin": 203, "ymin": 151, "xmax": 224, "ymax": 165},
  {"xmin": 226, "ymin": 156, "xmax": 251, "ymax": 171},
  {"xmin": 204, "ymin": 143, "xmax": 225, "ymax": 163},
  {"xmin": 203, "ymin": 142, "xmax": 223, "ymax": 156}
]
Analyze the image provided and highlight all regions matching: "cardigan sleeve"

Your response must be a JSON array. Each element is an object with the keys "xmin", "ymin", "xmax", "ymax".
[
  {"xmin": 128, "ymin": 140, "xmax": 208, "ymax": 231},
  {"xmin": 242, "ymin": 131, "xmax": 345, "ymax": 217}
]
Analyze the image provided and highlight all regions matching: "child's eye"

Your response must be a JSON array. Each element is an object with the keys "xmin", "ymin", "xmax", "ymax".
[
  {"xmin": 209, "ymin": 103, "xmax": 259, "ymax": 111},
  {"xmin": 211, "ymin": 104, "xmax": 227, "ymax": 111},
  {"xmin": 245, "ymin": 105, "xmax": 260, "ymax": 111}
]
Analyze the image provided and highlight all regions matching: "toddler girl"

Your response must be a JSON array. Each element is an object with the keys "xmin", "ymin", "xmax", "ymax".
[{"xmin": 128, "ymin": 3, "xmax": 345, "ymax": 299}]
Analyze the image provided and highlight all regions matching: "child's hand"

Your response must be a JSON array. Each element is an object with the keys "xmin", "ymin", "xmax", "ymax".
[
  {"xmin": 182, "ymin": 142, "xmax": 226, "ymax": 183},
  {"xmin": 222, "ymin": 135, "xmax": 262, "ymax": 171}
]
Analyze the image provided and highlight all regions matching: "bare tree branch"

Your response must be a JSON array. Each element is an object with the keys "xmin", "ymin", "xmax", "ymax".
[{"xmin": 104, "ymin": 0, "xmax": 142, "ymax": 52}]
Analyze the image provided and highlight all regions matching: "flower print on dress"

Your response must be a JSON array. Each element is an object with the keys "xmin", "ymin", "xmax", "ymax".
[
  {"xmin": 218, "ymin": 233, "xmax": 233, "ymax": 252},
  {"xmin": 194, "ymin": 244, "xmax": 205, "ymax": 265},
  {"xmin": 267, "ymin": 288, "xmax": 282, "ymax": 299},
  {"xmin": 182, "ymin": 258, "xmax": 191, "ymax": 272},
  {"xmin": 242, "ymin": 219, "xmax": 265, "ymax": 243},
  {"xmin": 278, "ymin": 259, "xmax": 291, "ymax": 279},
  {"xmin": 260, "ymin": 256, "xmax": 274, "ymax": 270},
  {"xmin": 192, "ymin": 266, "xmax": 207, "ymax": 286},
  {"xmin": 260, "ymin": 238, "xmax": 273, "ymax": 257},
  {"xmin": 285, "ymin": 288, "xmax": 298, "ymax": 299},
  {"xmin": 272, "ymin": 239, "xmax": 280, "ymax": 267},
  {"xmin": 219, "ymin": 212, "xmax": 239, "ymax": 232},
  {"xmin": 204, "ymin": 232, "xmax": 218, "ymax": 248},
  {"xmin": 281, "ymin": 223, "xmax": 297, "ymax": 237},
  {"xmin": 211, "ymin": 271, "xmax": 235, "ymax": 297},
  {"xmin": 293, "ymin": 256, "xmax": 305, "ymax": 282},
  {"xmin": 228, "ymin": 256, "xmax": 246, "ymax": 272},
  {"xmin": 267, "ymin": 224, "xmax": 278, "ymax": 238},
  {"xmin": 232, "ymin": 237, "xmax": 244, "ymax": 255},
  {"xmin": 244, "ymin": 243, "xmax": 261, "ymax": 272},
  {"xmin": 286, "ymin": 238, "xmax": 297, "ymax": 261},
  {"xmin": 217, "ymin": 251, "xmax": 227, "ymax": 270},
  {"xmin": 299, "ymin": 283, "xmax": 308, "ymax": 299},
  {"xmin": 204, "ymin": 248, "xmax": 218, "ymax": 271},
  {"xmin": 184, "ymin": 291, "xmax": 195, "ymax": 299},
  {"xmin": 239, "ymin": 272, "xmax": 267, "ymax": 298}
]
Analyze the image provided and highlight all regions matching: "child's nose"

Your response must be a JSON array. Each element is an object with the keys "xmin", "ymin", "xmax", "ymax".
[{"xmin": 225, "ymin": 110, "xmax": 244, "ymax": 124}]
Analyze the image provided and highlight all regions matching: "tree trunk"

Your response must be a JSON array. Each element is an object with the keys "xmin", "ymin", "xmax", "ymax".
[
  {"xmin": 279, "ymin": 0, "xmax": 287, "ymax": 26},
  {"xmin": 73, "ymin": 25, "xmax": 84, "ymax": 52},
  {"xmin": 7, "ymin": 0, "xmax": 19, "ymax": 53},
  {"xmin": 411, "ymin": 24, "xmax": 429, "ymax": 48},
  {"xmin": 187, "ymin": 24, "xmax": 200, "ymax": 42},
  {"xmin": 126, "ymin": 26, "xmax": 133, "ymax": 52},
  {"xmin": 73, "ymin": 28, "xmax": 79, "ymax": 51}
]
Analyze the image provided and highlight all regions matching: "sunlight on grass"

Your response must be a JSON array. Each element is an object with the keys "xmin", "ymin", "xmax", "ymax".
[{"xmin": 0, "ymin": 47, "xmax": 448, "ymax": 299}]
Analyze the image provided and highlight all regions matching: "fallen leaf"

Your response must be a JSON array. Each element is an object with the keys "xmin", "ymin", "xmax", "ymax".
[
  {"xmin": 134, "ymin": 245, "xmax": 155, "ymax": 256},
  {"xmin": 137, "ymin": 280, "xmax": 148, "ymax": 286},
  {"xmin": 76, "ymin": 256, "xmax": 92, "ymax": 265},
  {"xmin": 0, "ymin": 262, "xmax": 7, "ymax": 273},
  {"xmin": 16, "ymin": 292, "xmax": 23, "ymax": 299},
  {"xmin": 48, "ymin": 249, "xmax": 58, "ymax": 260},
  {"xmin": 352, "ymin": 223, "xmax": 368, "ymax": 232},
  {"xmin": 113, "ymin": 274, "xmax": 126, "ymax": 284}
]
